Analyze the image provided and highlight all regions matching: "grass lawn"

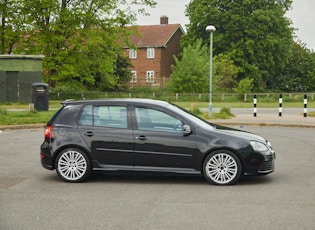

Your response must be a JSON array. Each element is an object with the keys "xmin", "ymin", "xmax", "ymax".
[{"xmin": 0, "ymin": 110, "xmax": 56, "ymax": 126}]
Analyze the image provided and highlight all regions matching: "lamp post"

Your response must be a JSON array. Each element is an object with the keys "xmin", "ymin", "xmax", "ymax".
[{"xmin": 206, "ymin": 25, "xmax": 216, "ymax": 118}]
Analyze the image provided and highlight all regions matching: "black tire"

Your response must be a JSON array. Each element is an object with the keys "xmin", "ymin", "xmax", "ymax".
[
  {"xmin": 203, "ymin": 149, "xmax": 242, "ymax": 185},
  {"xmin": 55, "ymin": 148, "xmax": 91, "ymax": 183}
]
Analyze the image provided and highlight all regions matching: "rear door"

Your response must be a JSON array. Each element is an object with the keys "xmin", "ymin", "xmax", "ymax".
[{"xmin": 78, "ymin": 104, "xmax": 134, "ymax": 167}]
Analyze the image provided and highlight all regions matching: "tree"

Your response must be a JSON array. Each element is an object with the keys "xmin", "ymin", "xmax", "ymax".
[
  {"xmin": 5, "ymin": 0, "xmax": 156, "ymax": 90},
  {"xmin": 0, "ymin": 0, "xmax": 26, "ymax": 54},
  {"xmin": 213, "ymin": 54, "xmax": 239, "ymax": 92},
  {"xmin": 278, "ymin": 41, "xmax": 315, "ymax": 91},
  {"xmin": 233, "ymin": 77, "xmax": 254, "ymax": 94},
  {"xmin": 168, "ymin": 39, "xmax": 209, "ymax": 93},
  {"xmin": 114, "ymin": 54, "xmax": 133, "ymax": 90},
  {"xmin": 182, "ymin": 0, "xmax": 293, "ymax": 91}
]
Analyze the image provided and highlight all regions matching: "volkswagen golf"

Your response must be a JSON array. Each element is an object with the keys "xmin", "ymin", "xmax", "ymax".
[{"xmin": 40, "ymin": 99, "xmax": 275, "ymax": 185}]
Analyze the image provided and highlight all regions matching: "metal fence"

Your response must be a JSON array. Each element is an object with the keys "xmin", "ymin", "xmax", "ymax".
[{"xmin": 49, "ymin": 91, "xmax": 315, "ymax": 102}]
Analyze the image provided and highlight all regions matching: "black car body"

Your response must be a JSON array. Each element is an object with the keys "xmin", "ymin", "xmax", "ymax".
[{"xmin": 40, "ymin": 99, "xmax": 275, "ymax": 185}]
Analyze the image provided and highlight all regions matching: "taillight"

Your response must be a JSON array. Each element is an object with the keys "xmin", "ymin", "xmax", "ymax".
[{"xmin": 44, "ymin": 125, "xmax": 54, "ymax": 139}]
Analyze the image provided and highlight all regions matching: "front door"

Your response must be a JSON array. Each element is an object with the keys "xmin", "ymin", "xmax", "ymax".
[{"xmin": 133, "ymin": 106, "xmax": 197, "ymax": 170}]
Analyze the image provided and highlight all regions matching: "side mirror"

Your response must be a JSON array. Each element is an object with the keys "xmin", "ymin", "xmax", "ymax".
[{"xmin": 182, "ymin": 125, "xmax": 192, "ymax": 136}]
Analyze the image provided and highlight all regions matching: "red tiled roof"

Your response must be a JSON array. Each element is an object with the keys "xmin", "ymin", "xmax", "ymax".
[{"xmin": 129, "ymin": 24, "xmax": 184, "ymax": 48}]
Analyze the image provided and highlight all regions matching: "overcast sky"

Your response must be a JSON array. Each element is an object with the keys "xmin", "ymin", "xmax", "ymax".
[{"xmin": 136, "ymin": 0, "xmax": 315, "ymax": 51}]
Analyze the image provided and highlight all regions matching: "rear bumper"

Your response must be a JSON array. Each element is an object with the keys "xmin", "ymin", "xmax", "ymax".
[
  {"xmin": 40, "ymin": 142, "xmax": 54, "ymax": 170},
  {"xmin": 41, "ymin": 157, "xmax": 54, "ymax": 170}
]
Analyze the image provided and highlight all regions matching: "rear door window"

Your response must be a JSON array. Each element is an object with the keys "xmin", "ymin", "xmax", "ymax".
[
  {"xmin": 78, "ymin": 105, "xmax": 127, "ymax": 129},
  {"xmin": 94, "ymin": 106, "xmax": 127, "ymax": 128}
]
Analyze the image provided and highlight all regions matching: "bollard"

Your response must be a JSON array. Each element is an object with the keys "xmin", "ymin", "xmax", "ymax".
[
  {"xmin": 253, "ymin": 94, "xmax": 257, "ymax": 117},
  {"xmin": 304, "ymin": 95, "xmax": 307, "ymax": 117},
  {"xmin": 279, "ymin": 94, "xmax": 282, "ymax": 116},
  {"xmin": 190, "ymin": 103, "xmax": 195, "ymax": 113},
  {"xmin": 29, "ymin": 103, "xmax": 34, "ymax": 112}
]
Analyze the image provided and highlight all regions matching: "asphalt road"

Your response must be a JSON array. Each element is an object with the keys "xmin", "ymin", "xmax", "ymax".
[{"xmin": 0, "ymin": 127, "xmax": 315, "ymax": 230}]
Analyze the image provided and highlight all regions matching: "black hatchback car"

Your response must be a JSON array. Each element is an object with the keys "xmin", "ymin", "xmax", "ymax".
[{"xmin": 40, "ymin": 99, "xmax": 275, "ymax": 185}]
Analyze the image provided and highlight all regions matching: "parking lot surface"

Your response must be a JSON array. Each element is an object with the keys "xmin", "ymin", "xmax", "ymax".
[{"xmin": 0, "ymin": 127, "xmax": 315, "ymax": 229}]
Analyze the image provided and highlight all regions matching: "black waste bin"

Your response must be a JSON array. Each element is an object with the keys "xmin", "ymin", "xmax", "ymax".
[{"xmin": 31, "ymin": 83, "xmax": 49, "ymax": 111}]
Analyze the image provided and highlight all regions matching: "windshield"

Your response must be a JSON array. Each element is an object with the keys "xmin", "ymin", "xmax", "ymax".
[{"xmin": 166, "ymin": 103, "xmax": 215, "ymax": 131}]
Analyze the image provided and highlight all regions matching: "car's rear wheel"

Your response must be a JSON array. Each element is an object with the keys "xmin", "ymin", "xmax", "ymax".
[
  {"xmin": 55, "ymin": 148, "xmax": 91, "ymax": 182},
  {"xmin": 203, "ymin": 150, "xmax": 241, "ymax": 185}
]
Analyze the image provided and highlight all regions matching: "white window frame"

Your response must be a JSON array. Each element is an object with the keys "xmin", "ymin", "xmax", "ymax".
[
  {"xmin": 146, "ymin": 71, "xmax": 154, "ymax": 83},
  {"xmin": 147, "ymin": 47, "xmax": 155, "ymax": 59},
  {"xmin": 129, "ymin": 49, "xmax": 137, "ymax": 59},
  {"xmin": 130, "ymin": 71, "xmax": 137, "ymax": 83}
]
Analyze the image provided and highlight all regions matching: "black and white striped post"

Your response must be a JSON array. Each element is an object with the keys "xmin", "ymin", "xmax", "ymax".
[
  {"xmin": 304, "ymin": 95, "xmax": 307, "ymax": 117},
  {"xmin": 253, "ymin": 94, "xmax": 257, "ymax": 117},
  {"xmin": 279, "ymin": 94, "xmax": 282, "ymax": 116}
]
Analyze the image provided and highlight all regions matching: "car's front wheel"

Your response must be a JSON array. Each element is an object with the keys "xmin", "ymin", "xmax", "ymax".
[
  {"xmin": 55, "ymin": 148, "xmax": 91, "ymax": 182},
  {"xmin": 203, "ymin": 150, "xmax": 241, "ymax": 185}
]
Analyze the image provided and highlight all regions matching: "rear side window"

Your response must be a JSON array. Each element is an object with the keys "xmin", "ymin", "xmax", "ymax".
[
  {"xmin": 79, "ymin": 105, "xmax": 127, "ymax": 129},
  {"xmin": 52, "ymin": 104, "xmax": 82, "ymax": 126}
]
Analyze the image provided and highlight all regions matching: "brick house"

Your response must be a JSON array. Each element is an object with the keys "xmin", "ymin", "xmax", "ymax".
[{"xmin": 125, "ymin": 16, "xmax": 185, "ymax": 88}]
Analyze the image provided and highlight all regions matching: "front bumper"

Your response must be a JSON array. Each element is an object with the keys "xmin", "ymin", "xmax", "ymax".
[
  {"xmin": 244, "ymin": 149, "xmax": 276, "ymax": 176},
  {"xmin": 258, "ymin": 159, "xmax": 274, "ymax": 174}
]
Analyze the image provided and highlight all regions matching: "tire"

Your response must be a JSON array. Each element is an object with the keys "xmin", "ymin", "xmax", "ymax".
[
  {"xmin": 55, "ymin": 148, "xmax": 91, "ymax": 182},
  {"xmin": 203, "ymin": 149, "xmax": 242, "ymax": 185}
]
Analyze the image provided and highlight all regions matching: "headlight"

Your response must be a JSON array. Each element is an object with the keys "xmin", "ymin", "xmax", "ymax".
[
  {"xmin": 267, "ymin": 141, "xmax": 273, "ymax": 149},
  {"xmin": 250, "ymin": 141, "xmax": 268, "ymax": 151}
]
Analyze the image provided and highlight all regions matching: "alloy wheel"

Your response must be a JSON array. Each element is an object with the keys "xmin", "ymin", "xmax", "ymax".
[
  {"xmin": 56, "ymin": 149, "xmax": 89, "ymax": 182},
  {"xmin": 204, "ymin": 151, "xmax": 241, "ymax": 185}
]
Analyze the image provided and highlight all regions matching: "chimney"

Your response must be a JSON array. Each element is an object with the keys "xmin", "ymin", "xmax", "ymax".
[{"xmin": 160, "ymin": 16, "xmax": 168, "ymax": 25}]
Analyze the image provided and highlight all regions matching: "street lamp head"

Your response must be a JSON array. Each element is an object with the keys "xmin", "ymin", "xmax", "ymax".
[{"xmin": 206, "ymin": 25, "xmax": 216, "ymax": 33}]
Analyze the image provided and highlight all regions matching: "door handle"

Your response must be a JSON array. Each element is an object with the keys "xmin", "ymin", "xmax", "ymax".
[
  {"xmin": 136, "ymin": 135, "xmax": 147, "ymax": 141},
  {"xmin": 84, "ymin": 131, "xmax": 94, "ymax": 137}
]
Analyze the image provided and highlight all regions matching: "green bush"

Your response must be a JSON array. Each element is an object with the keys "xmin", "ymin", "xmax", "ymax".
[{"xmin": 213, "ymin": 106, "xmax": 234, "ymax": 119}]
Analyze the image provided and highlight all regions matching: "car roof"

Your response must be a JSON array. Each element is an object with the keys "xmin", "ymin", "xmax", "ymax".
[{"xmin": 61, "ymin": 98, "xmax": 171, "ymax": 107}]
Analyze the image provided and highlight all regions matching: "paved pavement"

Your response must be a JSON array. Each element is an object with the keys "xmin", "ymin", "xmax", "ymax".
[
  {"xmin": 1, "ymin": 126, "xmax": 315, "ymax": 229},
  {"xmin": 1, "ymin": 108, "xmax": 315, "ymax": 130},
  {"xmin": 212, "ymin": 108, "xmax": 315, "ymax": 128}
]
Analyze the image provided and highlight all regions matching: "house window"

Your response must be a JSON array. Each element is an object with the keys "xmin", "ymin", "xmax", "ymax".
[
  {"xmin": 146, "ymin": 71, "xmax": 154, "ymax": 83},
  {"xmin": 130, "ymin": 71, "xmax": 137, "ymax": 83},
  {"xmin": 147, "ymin": 48, "xmax": 155, "ymax": 59},
  {"xmin": 129, "ymin": 49, "xmax": 137, "ymax": 59}
]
